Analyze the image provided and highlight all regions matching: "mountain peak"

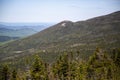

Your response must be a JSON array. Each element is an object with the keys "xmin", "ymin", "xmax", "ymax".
[
  {"xmin": 61, "ymin": 20, "xmax": 72, "ymax": 23},
  {"xmin": 51, "ymin": 20, "xmax": 73, "ymax": 29},
  {"xmin": 59, "ymin": 20, "xmax": 73, "ymax": 25}
]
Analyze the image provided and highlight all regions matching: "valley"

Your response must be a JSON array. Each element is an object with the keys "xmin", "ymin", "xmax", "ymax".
[{"xmin": 0, "ymin": 23, "xmax": 54, "ymax": 43}]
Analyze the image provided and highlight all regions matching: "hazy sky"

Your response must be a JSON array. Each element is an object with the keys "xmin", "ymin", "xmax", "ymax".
[{"xmin": 0, "ymin": 0, "xmax": 120, "ymax": 22}]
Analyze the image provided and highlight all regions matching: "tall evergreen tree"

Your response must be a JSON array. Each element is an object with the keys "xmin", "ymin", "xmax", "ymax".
[
  {"xmin": 1, "ymin": 64, "xmax": 10, "ymax": 80},
  {"xmin": 10, "ymin": 69, "xmax": 17, "ymax": 80},
  {"xmin": 112, "ymin": 48, "xmax": 120, "ymax": 67},
  {"xmin": 30, "ymin": 55, "xmax": 47, "ymax": 80},
  {"xmin": 52, "ymin": 53, "xmax": 69, "ymax": 80}
]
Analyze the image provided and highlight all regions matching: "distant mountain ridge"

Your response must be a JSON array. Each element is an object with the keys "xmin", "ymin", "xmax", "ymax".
[
  {"xmin": 0, "ymin": 11, "xmax": 120, "ymax": 62},
  {"xmin": 0, "ymin": 22, "xmax": 55, "ymax": 31},
  {"xmin": 0, "ymin": 27, "xmax": 37, "ymax": 37}
]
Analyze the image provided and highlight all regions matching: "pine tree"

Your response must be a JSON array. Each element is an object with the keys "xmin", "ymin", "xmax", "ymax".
[
  {"xmin": 52, "ymin": 53, "xmax": 69, "ymax": 80},
  {"xmin": 30, "ymin": 55, "xmax": 47, "ymax": 80},
  {"xmin": 107, "ymin": 67, "xmax": 112, "ymax": 80},
  {"xmin": 1, "ymin": 64, "xmax": 10, "ymax": 80},
  {"xmin": 112, "ymin": 48, "xmax": 120, "ymax": 67},
  {"xmin": 111, "ymin": 48, "xmax": 120, "ymax": 79},
  {"xmin": 10, "ymin": 69, "xmax": 17, "ymax": 80},
  {"xmin": 86, "ymin": 48, "xmax": 115, "ymax": 80}
]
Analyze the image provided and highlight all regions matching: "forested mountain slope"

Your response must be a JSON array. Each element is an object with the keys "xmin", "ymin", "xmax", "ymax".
[{"xmin": 0, "ymin": 11, "xmax": 120, "ymax": 62}]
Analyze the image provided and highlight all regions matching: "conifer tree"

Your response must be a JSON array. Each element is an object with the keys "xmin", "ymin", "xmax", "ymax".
[
  {"xmin": 107, "ymin": 67, "xmax": 112, "ymax": 79},
  {"xmin": 1, "ymin": 64, "xmax": 10, "ymax": 80},
  {"xmin": 52, "ymin": 53, "xmax": 69, "ymax": 80},
  {"xmin": 86, "ymin": 48, "xmax": 114, "ymax": 80},
  {"xmin": 112, "ymin": 48, "xmax": 120, "ymax": 67},
  {"xmin": 10, "ymin": 69, "xmax": 17, "ymax": 80},
  {"xmin": 30, "ymin": 55, "xmax": 47, "ymax": 80}
]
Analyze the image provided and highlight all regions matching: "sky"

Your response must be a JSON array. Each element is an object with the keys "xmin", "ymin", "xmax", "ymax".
[{"xmin": 0, "ymin": 0, "xmax": 120, "ymax": 23}]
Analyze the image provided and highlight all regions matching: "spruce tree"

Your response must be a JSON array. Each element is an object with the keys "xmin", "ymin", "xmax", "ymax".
[
  {"xmin": 52, "ymin": 53, "xmax": 69, "ymax": 80},
  {"xmin": 30, "ymin": 55, "xmax": 47, "ymax": 80},
  {"xmin": 1, "ymin": 64, "xmax": 9, "ymax": 80},
  {"xmin": 10, "ymin": 69, "xmax": 17, "ymax": 80}
]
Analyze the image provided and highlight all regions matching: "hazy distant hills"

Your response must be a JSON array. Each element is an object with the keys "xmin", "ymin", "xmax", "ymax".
[
  {"xmin": 0, "ymin": 23, "xmax": 54, "ymax": 42},
  {"xmin": 0, "ymin": 27, "xmax": 36, "ymax": 37},
  {"xmin": 0, "ymin": 22, "xmax": 55, "ymax": 31},
  {"xmin": 0, "ymin": 27, "xmax": 37, "ymax": 43},
  {"xmin": 0, "ymin": 11, "xmax": 120, "ymax": 62}
]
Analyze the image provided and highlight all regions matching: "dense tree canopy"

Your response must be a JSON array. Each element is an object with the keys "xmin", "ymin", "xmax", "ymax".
[{"xmin": 0, "ymin": 48, "xmax": 120, "ymax": 80}]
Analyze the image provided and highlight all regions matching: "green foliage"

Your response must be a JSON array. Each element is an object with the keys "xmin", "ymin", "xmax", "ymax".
[
  {"xmin": 112, "ymin": 48, "xmax": 120, "ymax": 67},
  {"xmin": 0, "ymin": 48, "xmax": 120, "ymax": 80},
  {"xmin": 0, "ymin": 64, "xmax": 10, "ymax": 80},
  {"xmin": 10, "ymin": 69, "xmax": 17, "ymax": 80},
  {"xmin": 30, "ymin": 55, "xmax": 48, "ymax": 80},
  {"xmin": 52, "ymin": 53, "xmax": 69, "ymax": 80},
  {"xmin": 86, "ymin": 48, "xmax": 114, "ymax": 80}
]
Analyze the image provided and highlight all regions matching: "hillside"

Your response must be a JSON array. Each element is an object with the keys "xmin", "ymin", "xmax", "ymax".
[{"xmin": 0, "ymin": 11, "xmax": 120, "ymax": 62}]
